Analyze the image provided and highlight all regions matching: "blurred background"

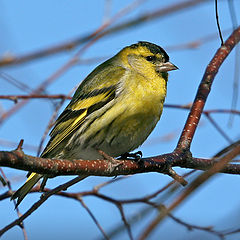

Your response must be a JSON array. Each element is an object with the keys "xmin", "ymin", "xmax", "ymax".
[{"xmin": 0, "ymin": 0, "xmax": 240, "ymax": 239}]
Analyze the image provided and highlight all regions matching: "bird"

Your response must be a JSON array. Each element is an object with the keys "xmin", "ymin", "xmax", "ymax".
[{"xmin": 12, "ymin": 41, "xmax": 178, "ymax": 206}]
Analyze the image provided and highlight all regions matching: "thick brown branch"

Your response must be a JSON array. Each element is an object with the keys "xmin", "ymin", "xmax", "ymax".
[
  {"xmin": 0, "ymin": 148, "xmax": 240, "ymax": 178},
  {"xmin": 0, "ymin": 149, "xmax": 174, "ymax": 177},
  {"xmin": 176, "ymin": 26, "xmax": 240, "ymax": 151}
]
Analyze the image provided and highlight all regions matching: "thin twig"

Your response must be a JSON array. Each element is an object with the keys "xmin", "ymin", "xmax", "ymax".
[
  {"xmin": 0, "ymin": 168, "xmax": 28, "ymax": 240},
  {"xmin": 0, "ymin": 139, "xmax": 38, "ymax": 152},
  {"xmin": 166, "ymin": 29, "xmax": 230, "ymax": 51},
  {"xmin": 0, "ymin": 0, "xmax": 206, "ymax": 67},
  {"xmin": 0, "ymin": 94, "xmax": 71, "ymax": 101},
  {"xmin": 168, "ymin": 213, "xmax": 225, "ymax": 239},
  {"xmin": 0, "ymin": 176, "xmax": 86, "ymax": 237},
  {"xmin": 78, "ymin": 197, "xmax": 110, "ymax": 240},
  {"xmin": 204, "ymin": 112, "xmax": 233, "ymax": 143},
  {"xmin": 215, "ymin": 0, "xmax": 224, "ymax": 45},
  {"xmin": 0, "ymin": 72, "xmax": 32, "ymax": 93},
  {"xmin": 117, "ymin": 204, "xmax": 133, "ymax": 240}
]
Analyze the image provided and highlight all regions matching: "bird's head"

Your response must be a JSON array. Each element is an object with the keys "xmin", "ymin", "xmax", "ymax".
[{"xmin": 117, "ymin": 41, "xmax": 178, "ymax": 78}]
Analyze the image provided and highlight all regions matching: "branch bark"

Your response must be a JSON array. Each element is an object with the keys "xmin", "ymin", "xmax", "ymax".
[
  {"xmin": 0, "ymin": 147, "xmax": 240, "ymax": 178},
  {"xmin": 176, "ymin": 25, "xmax": 240, "ymax": 151}
]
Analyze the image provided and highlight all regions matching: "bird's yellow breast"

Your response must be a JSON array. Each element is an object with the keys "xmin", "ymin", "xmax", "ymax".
[{"xmin": 122, "ymin": 69, "xmax": 167, "ymax": 118}]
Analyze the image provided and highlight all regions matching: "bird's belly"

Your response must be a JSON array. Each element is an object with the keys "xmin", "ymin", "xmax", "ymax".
[
  {"xmin": 62, "ymin": 92, "xmax": 163, "ymax": 160},
  {"xmin": 65, "ymin": 113, "xmax": 159, "ymax": 160}
]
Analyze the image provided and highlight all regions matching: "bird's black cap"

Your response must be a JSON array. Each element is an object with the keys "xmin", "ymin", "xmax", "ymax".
[{"xmin": 130, "ymin": 41, "xmax": 169, "ymax": 62}]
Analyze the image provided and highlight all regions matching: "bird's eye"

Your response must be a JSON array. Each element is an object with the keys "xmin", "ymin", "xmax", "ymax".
[{"xmin": 146, "ymin": 56, "xmax": 155, "ymax": 62}]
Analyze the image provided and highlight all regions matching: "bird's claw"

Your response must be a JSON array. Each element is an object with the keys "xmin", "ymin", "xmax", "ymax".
[{"xmin": 119, "ymin": 151, "xmax": 143, "ymax": 161}]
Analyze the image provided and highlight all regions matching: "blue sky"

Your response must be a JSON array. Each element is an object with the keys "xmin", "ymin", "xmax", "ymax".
[{"xmin": 0, "ymin": 1, "xmax": 240, "ymax": 239}]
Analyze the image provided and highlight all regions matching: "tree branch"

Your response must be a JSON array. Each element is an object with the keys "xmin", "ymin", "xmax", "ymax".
[
  {"xmin": 0, "ymin": 146, "xmax": 240, "ymax": 180},
  {"xmin": 176, "ymin": 25, "xmax": 240, "ymax": 152}
]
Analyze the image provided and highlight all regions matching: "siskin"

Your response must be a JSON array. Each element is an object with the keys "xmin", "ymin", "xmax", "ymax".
[{"xmin": 12, "ymin": 41, "xmax": 178, "ymax": 206}]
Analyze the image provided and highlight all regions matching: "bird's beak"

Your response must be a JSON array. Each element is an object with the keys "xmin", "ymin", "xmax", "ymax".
[{"xmin": 156, "ymin": 61, "xmax": 178, "ymax": 72}]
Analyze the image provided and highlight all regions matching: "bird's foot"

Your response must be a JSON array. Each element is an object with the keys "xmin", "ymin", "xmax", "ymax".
[{"xmin": 119, "ymin": 151, "xmax": 142, "ymax": 161}]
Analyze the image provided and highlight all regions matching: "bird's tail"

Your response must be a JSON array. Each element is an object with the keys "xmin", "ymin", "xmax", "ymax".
[{"xmin": 11, "ymin": 173, "xmax": 42, "ymax": 207}]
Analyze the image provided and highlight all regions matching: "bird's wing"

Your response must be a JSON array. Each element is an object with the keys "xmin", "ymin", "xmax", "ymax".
[{"xmin": 41, "ymin": 65, "xmax": 126, "ymax": 158}]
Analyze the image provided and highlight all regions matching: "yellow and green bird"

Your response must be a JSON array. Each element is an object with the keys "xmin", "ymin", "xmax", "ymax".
[{"xmin": 12, "ymin": 41, "xmax": 178, "ymax": 206}]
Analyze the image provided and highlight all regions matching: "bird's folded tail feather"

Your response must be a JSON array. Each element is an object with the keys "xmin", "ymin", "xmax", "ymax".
[{"xmin": 11, "ymin": 173, "xmax": 42, "ymax": 207}]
